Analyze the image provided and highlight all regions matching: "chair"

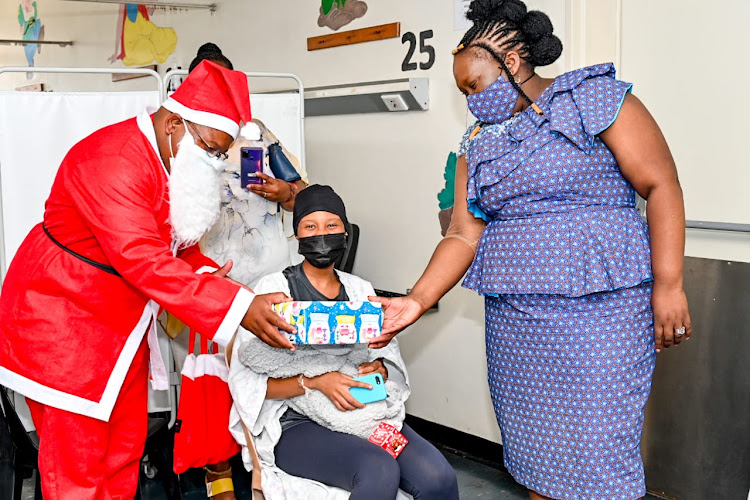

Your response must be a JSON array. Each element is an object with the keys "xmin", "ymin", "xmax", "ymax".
[
  {"xmin": 0, "ymin": 387, "xmax": 41, "ymax": 500},
  {"xmin": 0, "ymin": 382, "xmax": 178, "ymax": 500},
  {"xmin": 335, "ymin": 223, "xmax": 359, "ymax": 274}
]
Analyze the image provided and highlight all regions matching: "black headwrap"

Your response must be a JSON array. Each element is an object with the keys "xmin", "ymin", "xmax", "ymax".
[{"xmin": 293, "ymin": 184, "xmax": 349, "ymax": 235}]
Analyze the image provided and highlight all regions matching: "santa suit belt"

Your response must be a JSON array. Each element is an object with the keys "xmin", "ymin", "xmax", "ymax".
[
  {"xmin": 43, "ymin": 222, "xmax": 121, "ymax": 277},
  {"xmin": 42, "ymin": 222, "xmax": 169, "ymax": 393}
]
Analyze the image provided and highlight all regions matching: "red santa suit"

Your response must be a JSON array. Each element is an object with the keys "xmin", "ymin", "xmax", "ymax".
[{"xmin": 0, "ymin": 61, "xmax": 254, "ymax": 499}]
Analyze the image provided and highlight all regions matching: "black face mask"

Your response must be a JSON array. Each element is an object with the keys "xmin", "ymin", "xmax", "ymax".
[{"xmin": 298, "ymin": 233, "xmax": 347, "ymax": 269}]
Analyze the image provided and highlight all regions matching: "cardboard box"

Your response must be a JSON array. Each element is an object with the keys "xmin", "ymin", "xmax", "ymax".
[{"xmin": 272, "ymin": 301, "xmax": 383, "ymax": 344}]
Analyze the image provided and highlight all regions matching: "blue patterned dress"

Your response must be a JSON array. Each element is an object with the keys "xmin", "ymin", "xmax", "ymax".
[{"xmin": 460, "ymin": 64, "xmax": 656, "ymax": 500}]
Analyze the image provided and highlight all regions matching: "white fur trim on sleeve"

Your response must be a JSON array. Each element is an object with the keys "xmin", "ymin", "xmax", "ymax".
[
  {"xmin": 196, "ymin": 266, "xmax": 219, "ymax": 274},
  {"xmin": 213, "ymin": 287, "xmax": 254, "ymax": 347}
]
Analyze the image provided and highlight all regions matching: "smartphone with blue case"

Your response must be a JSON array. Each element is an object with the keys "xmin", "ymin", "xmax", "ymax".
[
  {"xmin": 349, "ymin": 373, "xmax": 387, "ymax": 405},
  {"xmin": 240, "ymin": 146, "xmax": 264, "ymax": 188}
]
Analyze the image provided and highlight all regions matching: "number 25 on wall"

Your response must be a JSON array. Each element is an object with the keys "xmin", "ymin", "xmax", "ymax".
[{"xmin": 402, "ymin": 30, "xmax": 435, "ymax": 71}]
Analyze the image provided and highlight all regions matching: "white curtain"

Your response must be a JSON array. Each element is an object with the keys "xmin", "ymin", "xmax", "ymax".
[
  {"xmin": 250, "ymin": 93, "xmax": 302, "ymax": 162},
  {"xmin": 249, "ymin": 93, "xmax": 305, "ymax": 260},
  {"xmin": 0, "ymin": 90, "xmax": 160, "ymax": 273}
]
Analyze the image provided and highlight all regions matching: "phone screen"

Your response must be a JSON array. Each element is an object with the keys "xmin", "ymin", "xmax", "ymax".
[{"xmin": 240, "ymin": 147, "xmax": 264, "ymax": 188}]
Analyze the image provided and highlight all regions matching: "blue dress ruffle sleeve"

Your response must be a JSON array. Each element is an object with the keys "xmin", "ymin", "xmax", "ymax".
[{"xmin": 461, "ymin": 63, "xmax": 652, "ymax": 297}]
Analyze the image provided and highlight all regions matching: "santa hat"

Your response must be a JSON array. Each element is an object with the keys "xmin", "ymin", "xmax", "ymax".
[{"xmin": 162, "ymin": 60, "xmax": 251, "ymax": 139}]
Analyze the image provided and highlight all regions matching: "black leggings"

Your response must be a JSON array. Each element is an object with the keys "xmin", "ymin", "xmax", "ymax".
[{"xmin": 274, "ymin": 422, "xmax": 459, "ymax": 500}]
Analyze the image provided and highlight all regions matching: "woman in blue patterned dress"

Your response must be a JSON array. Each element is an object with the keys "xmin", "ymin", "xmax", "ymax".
[{"xmin": 369, "ymin": 1, "xmax": 692, "ymax": 499}]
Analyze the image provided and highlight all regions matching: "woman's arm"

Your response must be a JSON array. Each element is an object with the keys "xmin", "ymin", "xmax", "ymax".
[
  {"xmin": 369, "ymin": 154, "xmax": 486, "ymax": 348},
  {"xmin": 266, "ymin": 376, "xmax": 305, "ymax": 399},
  {"xmin": 266, "ymin": 373, "xmax": 371, "ymax": 411},
  {"xmin": 280, "ymin": 180, "xmax": 307, "ymax": 212},
  {"xmin": 246, "ymin": 119, "xmax": 307, "ymax": 211},
  {"xmin": 600, "ymin": 93, "xmax": 692, "ymax": 351}
]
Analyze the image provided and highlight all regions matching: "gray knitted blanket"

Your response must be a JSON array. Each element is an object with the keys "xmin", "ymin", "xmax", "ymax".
[{"xmin": 237, "ymin": 336, "xmax": 406, "ymax": 440}]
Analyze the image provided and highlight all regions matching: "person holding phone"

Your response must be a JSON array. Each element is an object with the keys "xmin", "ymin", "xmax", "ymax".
[
  {"xmin": 186, "ymin": 42, "xmax": 308, "ymax": 291},
  {"xmin": 171, "ymin": 46, "xmax": 308, "ymax": 498},
  {"xmin": 369, "ymin": 1, "xmax": 691, "ymax": 499},
  {"xmin": 227, "ymin": 185, "xmax": 459, "ymax": 500}
]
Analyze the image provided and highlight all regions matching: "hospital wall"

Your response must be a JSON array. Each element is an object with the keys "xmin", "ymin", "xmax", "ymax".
[{"xmin": 0, "ymin": 0, "xmax": 747, "ymax": 445}]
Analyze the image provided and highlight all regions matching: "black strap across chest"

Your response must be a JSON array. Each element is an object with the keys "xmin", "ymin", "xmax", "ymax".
[{"xmin": 43, "ymin": 223, "xmax": 121, "ymax": 277}]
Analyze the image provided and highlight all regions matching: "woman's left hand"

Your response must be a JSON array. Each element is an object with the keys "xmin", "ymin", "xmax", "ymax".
[
  {"xmin": 651, "ymin": 282, "xmax": 692, "ymax": 352},
  {"xmin": 358, "ymin": 360, "xmax": 388, "ymax": 382},
  {"xmin": 247, "ymin": 172, "xmax": 292, "ymax": 203}
]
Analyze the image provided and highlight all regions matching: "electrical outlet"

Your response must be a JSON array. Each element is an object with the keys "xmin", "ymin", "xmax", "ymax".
[{"xmin": 381, "ymin": 93, "xmax": 410, "ymax": 111}]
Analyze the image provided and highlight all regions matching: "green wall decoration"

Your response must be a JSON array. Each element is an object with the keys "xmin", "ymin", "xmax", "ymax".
[
  {"xmin": 321, "ymin": 0, "xmax": 346, "ymax": 16},
  {"xmin": 437, "ymin": 152, "xmax": 457, "ymax": 210},
  {"xmin": 318, "ymin": 0, "xmax": 367, "ymax": 31}
]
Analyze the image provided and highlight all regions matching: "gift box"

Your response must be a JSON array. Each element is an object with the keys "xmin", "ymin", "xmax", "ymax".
[
  {"xmin": 368, "ymin": 422, "xmax": 409, "ymax": 459},
  {"xmin": 272, "ymin": 301, "xmax": 383, "ymax": 344}
]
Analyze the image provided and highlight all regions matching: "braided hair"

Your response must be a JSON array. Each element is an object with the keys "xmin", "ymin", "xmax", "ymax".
[
  {"xmin": 189, "ymin": 42, "xmax": 234, "ymax": 72},
  {"xmin": 455, "ymin": 0, "xmax": 562, "ymax": 105}
]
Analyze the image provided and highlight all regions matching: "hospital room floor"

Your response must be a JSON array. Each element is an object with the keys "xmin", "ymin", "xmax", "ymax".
[{"xmin": 22, "ymin": 449, "xmax": 664, "ymax": 499}]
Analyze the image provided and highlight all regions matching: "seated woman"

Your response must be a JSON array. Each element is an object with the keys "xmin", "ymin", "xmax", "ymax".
[{"xmin": 228, "ymin": 185, "xmax": 459, "ymax": 500}]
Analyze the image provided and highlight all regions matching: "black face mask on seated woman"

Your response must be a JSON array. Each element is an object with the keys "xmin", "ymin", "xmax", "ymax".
[
  {"xmin": 293, "ymin": 184, "xmax": 350, "ymax": 269},
  {"xmin": 298, "ymin": 233, "xmax": 347, "ymax": 268}
]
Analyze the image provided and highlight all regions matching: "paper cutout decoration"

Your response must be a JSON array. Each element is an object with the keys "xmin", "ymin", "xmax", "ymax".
[
  {"xmin": 318, "ymin": 0, "xmax": 368, "ymax": 31},
  {"xmin": 437, "ymin": 152, "xmax": 457, "ymax": 236},
  {"xmin": 17, "ymin": 0, "xmax": 44, "ymax": 68},
  {"xmin": 109, "ymin": 5, "xmax": 177, "ymax": 66}
]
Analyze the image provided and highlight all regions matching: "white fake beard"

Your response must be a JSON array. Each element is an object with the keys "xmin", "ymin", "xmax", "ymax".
[{"xmin": 168, "ymin": 128, "xmax": 226, "ymax": 250}]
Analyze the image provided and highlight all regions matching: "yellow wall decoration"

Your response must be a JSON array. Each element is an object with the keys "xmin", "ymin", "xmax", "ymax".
[{"xmin": 109, "ymin": 5, "xmax": 177, "ymax": 66}]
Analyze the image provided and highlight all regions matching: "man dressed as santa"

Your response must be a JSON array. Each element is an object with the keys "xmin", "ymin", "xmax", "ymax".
[{"xmin": 0, "ymin": 60, "xmax": 296, "ymax": 499}]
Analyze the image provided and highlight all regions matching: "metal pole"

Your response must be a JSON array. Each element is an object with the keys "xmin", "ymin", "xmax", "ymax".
[
  {"xmin": 61, "ymin": 0, "xmax": 216, "ymax": 11},
  {"xmin": 685, "ymin": 220, "xmax": 750, "ymax": 234},
  {"xmin": 0, "ymin": 66, "xmax": 163, "ymax": 96}
]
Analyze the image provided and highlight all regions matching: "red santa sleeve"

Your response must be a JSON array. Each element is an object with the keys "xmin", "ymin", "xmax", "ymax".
[
  {"xmin": 62, "ymin": 151, "xmax": 251, "ymax": 347},
  {"xmin": 177, "ymin": 243, "xmax": 220, "ymax": 274}
]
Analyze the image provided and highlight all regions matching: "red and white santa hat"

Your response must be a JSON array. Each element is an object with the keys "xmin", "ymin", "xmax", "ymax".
[{"xmin": 162, "ymin": 60, "xmax": 251, "ymax": 139}]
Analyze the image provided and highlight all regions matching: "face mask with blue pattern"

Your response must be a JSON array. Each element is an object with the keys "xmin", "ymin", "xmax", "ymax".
[{"xmin": 466, "ymin": 74, "xmax": 519, "ymax": 124}]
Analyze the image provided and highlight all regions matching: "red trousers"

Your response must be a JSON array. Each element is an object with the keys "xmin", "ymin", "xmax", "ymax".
[{"xmin": 27, "ymin": 338, "xmax": 149, "ymax": 500}]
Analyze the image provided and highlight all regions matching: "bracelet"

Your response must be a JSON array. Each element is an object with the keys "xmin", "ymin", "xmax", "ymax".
[{"xmin": 298, "ymin": 374, "xmax": 312, "ymax": 398}]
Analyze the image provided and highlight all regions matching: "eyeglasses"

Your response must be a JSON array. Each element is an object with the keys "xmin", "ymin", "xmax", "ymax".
[{"xmin": 184, "ymin": 121, "xmax": 229, "ymax": 161}]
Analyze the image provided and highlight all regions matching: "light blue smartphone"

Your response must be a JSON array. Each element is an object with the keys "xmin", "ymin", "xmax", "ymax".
[{"xmin": 349, "ymin": 373, "xmax": 387, "ymax": 405}]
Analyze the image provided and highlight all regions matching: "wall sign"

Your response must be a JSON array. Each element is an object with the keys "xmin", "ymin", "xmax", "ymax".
[
  {"xmin": 401, "ymin": 30, "xmax": 435, "ymax": 72},
  {"xmin": 308, "ymin": 22, "xmax": 400, "ymax": 51}
]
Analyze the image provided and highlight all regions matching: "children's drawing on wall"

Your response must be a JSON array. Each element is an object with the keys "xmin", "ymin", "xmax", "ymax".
[
  {"xmin": 17, "ymin": 0, "xmax": 44, "ymax": 69},
  {"xmin": 437, "ymin": 152, "xmax": 457, "ymax": 236},
  {"xmin": 318, "ymin": 0, "xmax": 368, "ymax": 31},
  {"xmin": 109, "ymin": 5, "xmax": 177, "ymax": 66}
]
